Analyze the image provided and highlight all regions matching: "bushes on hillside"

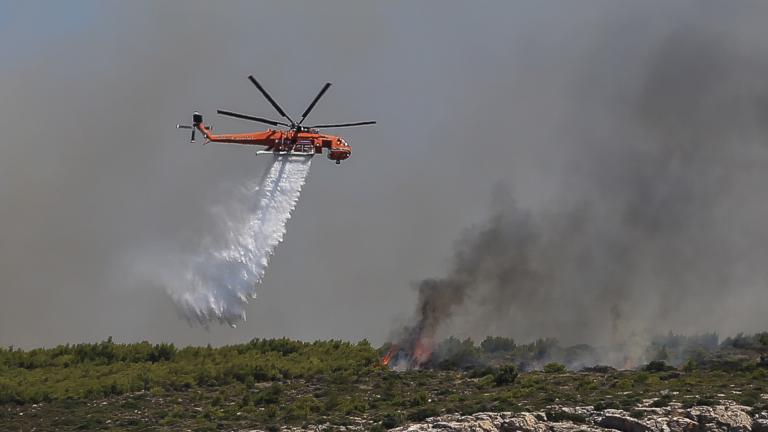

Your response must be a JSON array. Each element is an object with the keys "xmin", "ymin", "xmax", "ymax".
[
  {"xmin": 480, "ymin": 336, "xmax": 515, "ymax": 353},
  {"xmin": 0, "ymin": 339, "xmax": 179, "ymax": 369},
  {"xmin": 643, "ymin": 360, "xmax": 674, "ymax": 372},
  {"xmin": 493, "ymin": 364, "xmax": 518, "ymax": 386},
  {"xmin": 0, "ymin": 338, "xmax": 379, "ymax": 404},
  {"xmin": 434, "ymin": 337, "xmax": 479, "ymax": 369},
  {"xmin": 543, "ymin": 362, "xmax": 566, "ymax": 373}
]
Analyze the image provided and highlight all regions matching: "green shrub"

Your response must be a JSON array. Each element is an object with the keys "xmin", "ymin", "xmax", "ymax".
[
  {"xmin": 759, "ymin": 354, "xmax": 768, "ymax": 368},
  {"xmin": 408, "ymin": 405, "xmax": 440, "ymax": 421},
  {"xmin": 410, "ymin": 391, "xmax": 428, "ymax": 407},
  {"xmin": 546, "ymin": 410, "xmax": 587, "ymax": 423},
  {"xmin": 255, "ymin": 383, "xmax": 283, "ymax": 405},
  {"xmin": 643, "ymin": 360, "xmax": 673, "ymax": 372},
  {"xmin": 594, "ymin": 400, "xmax": 621, "ymax": 411},
  {"xmin": 759, "ymin": 333, "xmax": 768, "ymax": 347},
  {"xmin": 480, "ymin": 336, "xmax": 516, "ymax": 353},
  {"xmin": 148, "ymin": 343, "xmax": 177, "ymax": 363},
  {"xmin": 494, "ymin": 364, "xmax": 518, "ymax": 386},
  {"xmin": 682, "ymin": 359, "xmax": 697, "ymax": 372},
  {"xmin": 435, "ymin": 337, "xmax": 480, "ymax": 369},
  {"xmin": 381, "ymin": 413, "xmax": 402, "ymax": 429},
  {"xmin": 467, "ymin": 366, "xmax": 495, "ymax": 379},
  {"xmin": 620, "ymin": 397, "xmax": 640, "ymax": 410},
  {"xmin": 633, "ymin": 372, "xmax": 650, "ymax": 384},
  {"xmin": 544, "ymin": 363, "xmax": 566, "ymax": 373},
  {"xmin": 695, "ymin": 397, "xmax": 716, "ymax": 406},
  {"xmin": 650, "ymin": 394, "xmax": 673, "ymax": 407}
]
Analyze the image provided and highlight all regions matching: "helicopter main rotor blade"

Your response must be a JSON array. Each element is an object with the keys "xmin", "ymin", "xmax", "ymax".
[
  {"xmin": 298, "ymin": 82, "xmax": 332, "ymax": 125},
  {"xmin": 247, "ymin": 75, "xmax": 295, "ymax": 125},
  {"xmin": 216, "ymin": 109, "xmax": 290, "ymax": 127},
  {"xmin": 307, "ymin": 121, "xmax": 377, "ymax": 129}
]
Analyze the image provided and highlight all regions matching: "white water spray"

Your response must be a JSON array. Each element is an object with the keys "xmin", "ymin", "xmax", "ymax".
[{"xmin": 165, "ymin": 155, "xmax": 312, "ymax": 325}]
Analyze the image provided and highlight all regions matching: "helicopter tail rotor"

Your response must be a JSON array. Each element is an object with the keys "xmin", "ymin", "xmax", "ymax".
[{"xmin": 177, "ymin": 111, "xmax": 204, "ymax": 143}]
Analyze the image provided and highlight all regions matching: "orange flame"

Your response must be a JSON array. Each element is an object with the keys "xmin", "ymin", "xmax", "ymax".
[
  {"xmin": 381, "ymin": 337, "xmax": 436, "ymax": 370},
  {"xmin": 381, "ymin": 344, "xmax": 399, "ymax": 367}
]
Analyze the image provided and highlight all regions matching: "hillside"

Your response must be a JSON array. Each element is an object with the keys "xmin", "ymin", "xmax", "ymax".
[{"xmin": 1, "ymin": 335, "xmax": 767, "ymax": 431}]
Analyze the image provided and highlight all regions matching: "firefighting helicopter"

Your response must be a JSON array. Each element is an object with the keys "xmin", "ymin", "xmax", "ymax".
[{"xmin": 177, "ymin": 76, "xmax": 375, "ymax": 164}]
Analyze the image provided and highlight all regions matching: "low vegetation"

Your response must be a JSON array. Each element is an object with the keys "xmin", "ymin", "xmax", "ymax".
[{"xmin": 1, "ymin": 333, "xmax": 766, "ymax": 431}]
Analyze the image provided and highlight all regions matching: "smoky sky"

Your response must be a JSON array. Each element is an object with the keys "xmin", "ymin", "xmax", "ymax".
[{"xmin": 1, "ymin": 1, "xmax": 767, "ymax": 348}]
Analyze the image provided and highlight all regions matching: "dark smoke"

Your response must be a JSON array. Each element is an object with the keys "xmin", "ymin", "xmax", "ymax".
[
  {"xmin": 391, "ymin": 8, "xmax": 768, "ymax": 366},
  {"xmin": 3, "ymin": 1, "xmax": 768, "ymax": 350},
  {"xmin": 392, "ymin": 192, "xmax": 539, "ymax": 366}
]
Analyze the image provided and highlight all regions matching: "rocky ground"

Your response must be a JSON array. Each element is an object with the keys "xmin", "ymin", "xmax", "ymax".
[
  {"xmin": 388, "ymin": 401, "xmax": 768, "ymax": 432},
  {"xmin": 248, "ymin": 400, "xmax": 768, "ymax": 432}
]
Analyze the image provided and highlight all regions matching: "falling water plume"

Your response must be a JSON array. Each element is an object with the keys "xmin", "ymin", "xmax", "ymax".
[{"xmin": 164, "ymin": 155, "xmax": 312, "ymax": 326}]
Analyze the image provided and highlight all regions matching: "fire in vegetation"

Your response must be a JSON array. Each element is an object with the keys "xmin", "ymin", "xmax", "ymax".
[
  {"xmin": 382, "ymin": 277, "xmax": 469, "ymax": 369},
  {"xmin": 382, "ymin": 200, "xmax": 535, "ymax": 370},
  {"xmin": 381, "ymin": 336, "xmax": 434, "ymax": 370},
  {"xmin": 379, "ymin": 332, "xmax": 755, "ymax": 372},
  {"xmin": 380, "ymin": 344, "xmax": 397, "ymax": 367}
]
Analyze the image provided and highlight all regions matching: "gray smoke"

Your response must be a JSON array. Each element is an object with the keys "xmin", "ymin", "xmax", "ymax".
[
  {"xmin": 395, "ymin": 4, "xmax": 768, "ymax": 354},
  {"xmin": 3, "ymin": 2, "xmax": 768, "ymax": 349}
]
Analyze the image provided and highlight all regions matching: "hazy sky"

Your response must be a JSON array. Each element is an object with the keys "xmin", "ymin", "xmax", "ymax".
[{"xmin": 2, "ymin": 1, "xmax": 767, "ymax": 348}]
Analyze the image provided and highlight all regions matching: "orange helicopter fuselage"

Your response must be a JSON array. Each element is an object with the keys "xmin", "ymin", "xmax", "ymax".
[{"xmin": 196, "ymin": 121, "xmax": 351, "ymax": 163}]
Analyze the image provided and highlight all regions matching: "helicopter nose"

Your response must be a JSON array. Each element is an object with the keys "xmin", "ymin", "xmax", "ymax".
[{"xmin": 328, "ymin": 148, "xmax": 351, "ymax": 162}]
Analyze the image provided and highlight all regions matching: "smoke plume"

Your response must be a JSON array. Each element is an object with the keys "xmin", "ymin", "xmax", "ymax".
[
  {"xmin": 390, "ymin": 10, "xmax": 768, "ymax": 366},
  {"xmin": 158, "ymin": 156, "xmax": 312, "ymax": 325},
  {"xmin": 5, "ymin": 2, "xmax": 768, "ymax": 349}
]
